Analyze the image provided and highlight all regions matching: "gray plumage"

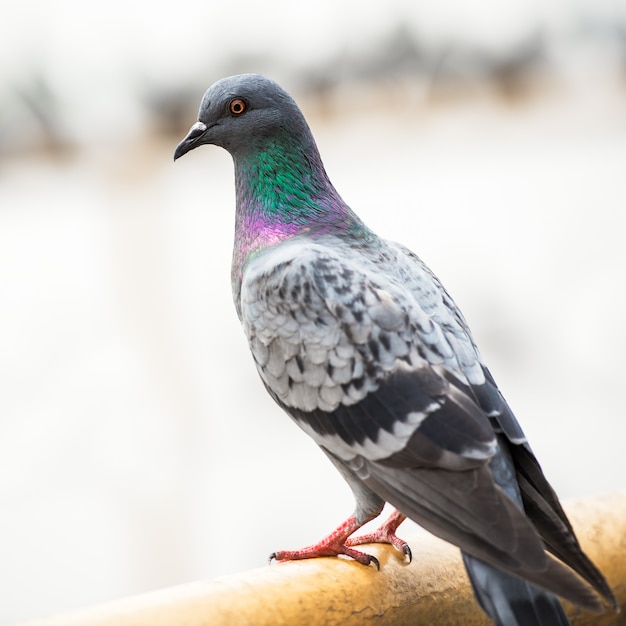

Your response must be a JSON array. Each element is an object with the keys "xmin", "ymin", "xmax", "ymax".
[{"xmin": 174, "ymin": 73, "xmax": 617, "ymax": 625}]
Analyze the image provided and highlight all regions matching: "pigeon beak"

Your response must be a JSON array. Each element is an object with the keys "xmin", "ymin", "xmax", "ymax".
[{"xmin": 173, "ymin": 121, "xmax": 208, "ymax": 161}]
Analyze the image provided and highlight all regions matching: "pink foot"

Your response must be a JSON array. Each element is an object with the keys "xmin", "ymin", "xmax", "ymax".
[
  {"xmin": 345, "ymin": 510, "xmax": 411, "ymax": 562},
  {"xmin": 270, "ymin": 515, "xmax": 381, "ymax": 569}
]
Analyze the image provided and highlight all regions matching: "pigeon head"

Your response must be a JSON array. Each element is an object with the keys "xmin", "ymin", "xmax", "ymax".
[
  {"xmin": 175, "ymin": 74, "xmax": 371, "ymax": 302},
  {"xmin": 174, "ymin": 73, "xmax": 313, "ymax": 161},
  {"xmin": 173, "ymin": 73, "xmax": 360, "ymax": 237}
]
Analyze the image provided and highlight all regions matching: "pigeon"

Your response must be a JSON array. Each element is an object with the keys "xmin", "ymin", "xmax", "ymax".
[{"xmin": 174, "ymin": 73, "xmax": 617, "ymax": 625}]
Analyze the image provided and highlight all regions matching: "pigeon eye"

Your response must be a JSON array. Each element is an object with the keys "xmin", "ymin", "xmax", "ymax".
[{"xmin": 229, "ymin": 99, "xmax": 247, "ymax": 116}]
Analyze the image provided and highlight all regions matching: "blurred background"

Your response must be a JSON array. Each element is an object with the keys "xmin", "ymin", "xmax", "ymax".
[{"xmin": 2, "ymin": 0, "xmax": 626, "ymax": 622}]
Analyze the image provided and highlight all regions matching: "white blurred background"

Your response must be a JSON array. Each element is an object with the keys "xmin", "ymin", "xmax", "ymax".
[{"xmin": 1, "ymin": 0, "xmax": 626, "ymax": 623}]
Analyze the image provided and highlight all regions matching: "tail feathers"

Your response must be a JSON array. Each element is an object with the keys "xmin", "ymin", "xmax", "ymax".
[
  {"xmin": 512, "ymin": 448, "xmax": 618, "ymax": 610},
  {"xmin": 463, "ymin": 553, "xmax": 571, "ymax": 626}
]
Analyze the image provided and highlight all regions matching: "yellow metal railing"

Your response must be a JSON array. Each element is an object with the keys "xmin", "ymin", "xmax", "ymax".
[{"xmin": 16, "ymin": 492, "xmax": 626, "ymax": 626}]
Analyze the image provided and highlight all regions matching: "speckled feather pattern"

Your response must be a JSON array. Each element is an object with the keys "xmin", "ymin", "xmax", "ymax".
[{"xmin": 240, "ymin": 235, "xmax": 490, "ymax": 457}]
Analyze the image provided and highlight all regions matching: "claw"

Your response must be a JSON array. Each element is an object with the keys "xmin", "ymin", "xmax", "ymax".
[{"xmin": 403, "ymin": 544, "xmax": 413, "ymax": 564}]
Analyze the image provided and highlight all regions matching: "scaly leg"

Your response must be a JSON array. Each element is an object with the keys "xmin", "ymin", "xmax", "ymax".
[
  {"xmin": 270, "ymin": 514, "xmax": 382, "ymax": 569},
  {"xmin": 345, "ymin": 509, "xmax": 411, "ymax": 562}
]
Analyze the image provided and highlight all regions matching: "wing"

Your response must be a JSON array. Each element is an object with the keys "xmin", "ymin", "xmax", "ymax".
[
  {"xmin": 241, "ymin": 238, "xmax": 495, "ymax": 462},
  {"xmin": 240, "ymin": 237, "xmax": 613, "ymax": 610}
]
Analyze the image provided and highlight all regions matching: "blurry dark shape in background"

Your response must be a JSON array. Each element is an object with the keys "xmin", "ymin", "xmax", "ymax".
[
  {"xmin": 143, "ymin": 86, "xmax": 201, "ymax": 138},
  {"xmin": 297, "ymin": 23, "xmax": 546, "ymax": 111},
  {"xmin": 2, "ymin": 12, "xmax": 626, "ymax": 159},
  {"xmin": 2, "ymin": 72, "xmax": 76, "ymax": 159},
  {"xmin": 430, "ymin": 31, "xmax": 546, "ymax": 103}
]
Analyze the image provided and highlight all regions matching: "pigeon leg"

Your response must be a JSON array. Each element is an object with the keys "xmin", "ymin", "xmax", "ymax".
[
  {"xmin": 270, "ymin": 514, "xmax": 382, "ymax": 569},
  {"xmin": 345, "ymin": 509, "xmax": 411, "ymax": 562}
]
